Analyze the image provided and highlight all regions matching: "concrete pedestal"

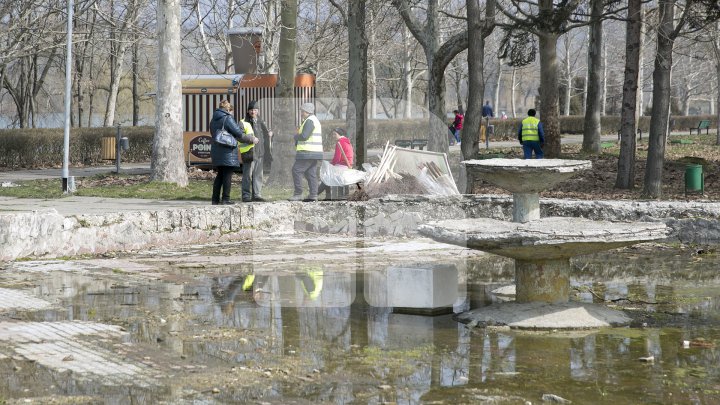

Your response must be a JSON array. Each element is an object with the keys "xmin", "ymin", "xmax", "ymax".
[
  {"xmin": 512, "ymin": 193, "xmax": 540, "ymax": 223},
  {"xmin": 515, "ymin": 258, "xmax": 570, "ymax": 303}
]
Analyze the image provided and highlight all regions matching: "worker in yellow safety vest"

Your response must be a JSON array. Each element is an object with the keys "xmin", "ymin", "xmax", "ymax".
[
  {"xmin": 238, "ymin": 103, "xmax": 264, "ymax": 203},
  {"xmin": 289, "ymin": 103, "xmax": 323, "ymax": 202},
  {"xmin": 517, "ymin": 108, "xmax": 545, "ymax": 159}
]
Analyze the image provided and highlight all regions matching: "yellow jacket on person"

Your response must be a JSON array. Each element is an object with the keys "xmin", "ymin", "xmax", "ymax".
[{"xmin": 238, "ymin": 119, "xmax": 255, "ymax": 153}]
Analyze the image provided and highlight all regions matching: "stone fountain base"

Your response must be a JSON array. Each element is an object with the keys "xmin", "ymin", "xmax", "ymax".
[
  {"xmin": 456, "ymin": 302, "xmax": 631, "ymax": 329},
  {"xmin": 420, "ymin": 216, "xmax": 667, "ymax": 329}
]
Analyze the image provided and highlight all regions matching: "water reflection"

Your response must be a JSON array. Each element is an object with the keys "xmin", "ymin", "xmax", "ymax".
[{"xmin": 1, "ymin": 244, "xmax": 720, "ymax": 403}]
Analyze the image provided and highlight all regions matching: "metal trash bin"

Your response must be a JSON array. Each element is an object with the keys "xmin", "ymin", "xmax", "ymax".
[
  {"xmin": 101, "ymin": 135, "xmax": 116, "ymax": 160},
  {"xmin": 685, "ymin": 164, "xmax": 704, "ymax": 196}
]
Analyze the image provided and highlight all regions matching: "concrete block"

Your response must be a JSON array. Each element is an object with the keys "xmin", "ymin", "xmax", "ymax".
[{"xmin": 365, "ymin": 264, "xmax": 460, "ymax": 314}]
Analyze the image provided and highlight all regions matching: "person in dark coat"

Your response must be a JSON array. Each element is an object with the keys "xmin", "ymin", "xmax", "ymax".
[
  {"xmin": 210, "ymin": 99, "xmax": 258, "ymax": 205},
  {"xmin": 241, "ymin": 100, "xmax": 273, "ymax": 202}
]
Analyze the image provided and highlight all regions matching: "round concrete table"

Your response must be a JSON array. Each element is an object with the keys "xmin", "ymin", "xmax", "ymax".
[
  {"xmin": 420, "ymin": 217, "xmax": 667, "ymax": 303},
  {"xmin": 463, "ymin": 158, "xmax": 591, "ymax": 223}
]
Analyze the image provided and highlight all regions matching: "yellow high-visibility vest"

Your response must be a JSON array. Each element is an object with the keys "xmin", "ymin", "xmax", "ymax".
[
  {"xmin": 301, "ymin": 269, "xmax": 324, "ymax": 300},
  {"xmin": 238, "ymin": 120, "xmax": 255, "ymax": 153},
  {"xmin": 521, "ymin": 117, "xmax": 540, "ymax": 142},
  {"xmin": 296, "ymin": 115, "xmax": 323, "ymax": 153}
]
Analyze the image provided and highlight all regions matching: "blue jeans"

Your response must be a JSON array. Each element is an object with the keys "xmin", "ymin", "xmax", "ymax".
[{"xmin": 522, "ymin": 141, "xmax": 544, "ymax": 159}]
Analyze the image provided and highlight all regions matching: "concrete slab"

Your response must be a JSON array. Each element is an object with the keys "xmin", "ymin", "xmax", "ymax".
[
  {"xmin": 462, "ymin": 159, "xmax": 591, "ymax": 194},
  {"xmin": 419, "ymin": 217, "xmax": 669, "ymax": 260},
  {"xmin": 365, "ymin": 264, "xmax": 463, "ymax": 314}
]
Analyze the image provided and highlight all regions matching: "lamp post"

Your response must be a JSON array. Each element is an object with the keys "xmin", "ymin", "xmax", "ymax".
[{"xmin": 62, "ymin": 0, "xmax": 74, "ymax": 193}]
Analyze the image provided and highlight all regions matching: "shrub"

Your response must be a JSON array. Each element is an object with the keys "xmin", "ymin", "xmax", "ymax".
[{"xmin": 0, "ymin": 126, "xmax": 154, "ymax": 169}]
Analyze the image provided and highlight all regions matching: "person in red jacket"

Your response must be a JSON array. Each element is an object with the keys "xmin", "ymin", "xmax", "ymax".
[
  {"xmin": 450, "ymin": 109, "xmax": 463, "ymax": 145},
  {"xmin": 318, "ymin": 128, "xmax": 354, "ymax": 200}
]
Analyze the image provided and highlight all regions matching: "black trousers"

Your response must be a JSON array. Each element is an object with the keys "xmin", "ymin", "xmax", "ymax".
[{"xmin": 212, "ymin": 166, "xmax": 235, "ymax": 203}]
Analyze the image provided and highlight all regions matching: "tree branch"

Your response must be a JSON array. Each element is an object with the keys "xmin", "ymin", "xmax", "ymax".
[{"xmin": 391, "ymin": 0, "xmax": 428, "ymax": 49}]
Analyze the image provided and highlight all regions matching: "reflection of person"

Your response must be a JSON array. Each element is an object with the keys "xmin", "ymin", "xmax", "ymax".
[
  {"xmin": 482, "ymin": 100, "xmax": 494, "ymax": 118},
  {"xmin": 210, "ymin": 100, "xmax": 258, "ymax": 205},
  {"xmin": 450, "ymin": 109, "xmax": 463, "ymax": 145},
  {"xmin": 290, "ymin": 103, "xmax": 323, "ymax": 202},
  {"xmin": 241, "ymin": 101, "xmax": 272, "ymax": 202},
  {"xmin": 317, "ymin": 128, "xmax": 354, "ymax": 200},
  {"xmin": 518, "ymin": 108, "xmax": 545, "ymax": 159}
]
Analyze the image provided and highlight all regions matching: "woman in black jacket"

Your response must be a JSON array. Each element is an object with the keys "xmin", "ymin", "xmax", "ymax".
[{"xmin": 210, "ymin": 100, "xmax": 258, "ymax": 205}]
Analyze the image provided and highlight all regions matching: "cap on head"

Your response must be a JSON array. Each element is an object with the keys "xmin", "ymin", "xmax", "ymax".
[
  {"xmin": 301, "ymin": 103, "xmax": 315, "ymax": 114},
  {"xmin": 333, "ymin": 127, "xmax": 346, "ymax": 137},
  {"xmin": 247, "ymin": 100, "xmax": 258, "ymax": 111}
]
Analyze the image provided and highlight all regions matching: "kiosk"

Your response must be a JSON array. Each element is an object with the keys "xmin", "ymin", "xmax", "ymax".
[{"xmin": 182, "ymin": 27, "xmax": 315, "ymax": 168}]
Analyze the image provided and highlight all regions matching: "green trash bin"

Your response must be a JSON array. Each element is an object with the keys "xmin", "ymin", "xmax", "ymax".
[{"xmin": 685, "ymin": 164, "xmax": 704, "ymax": 196}]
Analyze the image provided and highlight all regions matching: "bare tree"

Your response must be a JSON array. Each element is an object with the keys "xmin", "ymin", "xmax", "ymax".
[
  {"xmin": 0, "ymin": 1, "xmax": 65, "ymax": 128},
  {"xmin": 392, "ymin": 0, "xmax": 468, "ymax": 153},
  {"xmin": 463, "ymin": 0, "xmax": 495, "ymax": 164},
  {"xmin": 582, "ymin": 0, "xmax": 604, "ymax": 153},
  {"xmin": 615, "ymin": 0, "xmax": 642, "ymax": 189},
  {"xmin": 713, "ymin": 21, "xmax": 720, "ymax": 144},
  {"xmin": 643, "ymin": 0, "xmax": 719, "ymax": 199},
  {"xmin": 267, "ymin": 0, "xmax": 298, "ymax": 186},
  {"xmin": 97, "ymin": 0, "xmax": 143, "ymax": 127},
  {"xmin": 151, "ymin": 0, "xmax": 188, "ymax": 186},
  {"xmin": 347, "ymin": 0, "xmax": 368, "ymax": 166}
]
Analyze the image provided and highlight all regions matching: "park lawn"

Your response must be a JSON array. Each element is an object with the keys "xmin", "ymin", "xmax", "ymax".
[{"xmin": 1, "ymin": 134, "xmax": 718, "ymax": 201}]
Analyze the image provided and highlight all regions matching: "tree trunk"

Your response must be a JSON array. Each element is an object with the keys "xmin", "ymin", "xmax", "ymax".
[
  {"xmin": 401, "ymin": 26, "xmax": 413, "ymax": 119},
  {"xmin": 103, "ymin": 3, "xmax": 138, "ymax": 127},
  {"xmin": 717, "ymin": 63, "xmax": 720, "ymax": 144},
  {"xmin": 582, "ymin": 0, "xmax": 603, "ymax": 154},
  {"xmin": 348, "ymin": 0, "xmax": 368, "ymax": 167},
  {"xmin": 268, "ymin": 0, "xmax": 298, "ymax": 186},
  {"xmin": 638, "ymin": 12, "xmax": 645, "ymax": 117},
  {"xmin": 601, "ymin": 41, "xmax": 607, "ymax": 115},
  {"xmin": 494, "ymin": 68, "xmax": 501, "ymax": 116},
  {"xmin": 452, "ymin": 57, "xmax": 463, "ymax": 111},
  {"xmin": 132, "ymin": 36, "xmax": 139, "ymax": 126},
  {"xmin": 463, "ymin": 0, "xmax": 485, "ymax": 162},
  {"xmin": 538, "ymin": 28, "xmax": 560, "ymax": 157},
  {"xmin": 510, "ymin": 66, "xmax": 517, "ymax": 118},
  {"xmin": 463, "ymin": 0, "xmax": 493, "ymax": 191},
  {"xmin": 368, "ymin": 9, "xmax": 377, "ymax": 120},
  {"xmin": 151, "ymin": 0, "xmax": 188, "ymax": 186},
  {"xmin": 563, "ymin": 40, "xmax": 571, "ymax": 116},
  {"xmin": 642, "ymin": 0, "xmax": 676, "ymax": 199},
  {"xmin": 615, "ymin": 0, "xmax": 642, "ymax": 189}
]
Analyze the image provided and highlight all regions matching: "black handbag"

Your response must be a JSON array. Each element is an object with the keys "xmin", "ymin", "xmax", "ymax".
[{"xmin": 214, "ymin": 116, "xmax": 237, "ymax": 148}]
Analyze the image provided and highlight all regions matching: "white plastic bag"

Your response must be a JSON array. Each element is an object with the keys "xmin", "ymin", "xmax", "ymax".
[{"xmin": 320, "ymin": 160, "xmax": 367, "ymax": 186}]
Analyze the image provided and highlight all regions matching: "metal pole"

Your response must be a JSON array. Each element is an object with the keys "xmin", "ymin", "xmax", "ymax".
[
  {"xmin": 62, "ymin": 0, "xmax": 74, "ymax": 192},
  {"xmin": 115, "ymin": 124, "xmax": 121, "ymax": 173}
]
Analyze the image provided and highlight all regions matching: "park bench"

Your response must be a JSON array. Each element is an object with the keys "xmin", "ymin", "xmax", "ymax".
[
  {"xmin": 394, "ymin": 138, "xmax": 428, "ymax": 150},
  {"xmin": 689, "ymin": 120, "xmax": 711, "ymax": 135}
]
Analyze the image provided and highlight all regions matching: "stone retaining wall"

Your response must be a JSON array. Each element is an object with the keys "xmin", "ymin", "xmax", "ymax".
[{"xmin": 1, "ymin": 195, "xmax": 719, "ymax": 261}]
